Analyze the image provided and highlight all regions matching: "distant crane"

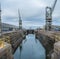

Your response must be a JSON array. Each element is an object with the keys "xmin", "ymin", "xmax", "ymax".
[
  {"xmin": 45, "ymin": 0, "xmax": 57, "ymax": 31},
  {"xmin": 18, "ymin": 9, "xmax": 22, "ymax": 30},
  {"xmin": 0, "ymin": 3, "xmax": 2, "ymax": 36}
]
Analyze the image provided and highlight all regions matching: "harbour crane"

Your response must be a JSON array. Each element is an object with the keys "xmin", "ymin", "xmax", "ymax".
[
  {"xmin": 0, "ymin": 3, "xmax": 2, "ymax": 36},
  {"xmin": 18, "ymin": 9, "xmax": 22, "ymax": 30},
  {"xmin": 45, "ymin": 0, "xmax": 57, "ymax": 31}
]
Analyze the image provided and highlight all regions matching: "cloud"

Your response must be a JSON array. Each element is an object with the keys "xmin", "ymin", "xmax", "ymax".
[{"xmin": 1, "ymin": 0, "xmax": 60, "ymax": 29}]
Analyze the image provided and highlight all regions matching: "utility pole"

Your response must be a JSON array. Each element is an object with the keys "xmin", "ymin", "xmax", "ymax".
[
  {"xmin": 45, "ymin": 0, "xmax": 57, "ymax": 31},
  {"xmin": 18, "ymin": 9, "xmax": 22, "ymax": 30},
  {"xmin": 0, "ymin": 3, "xmax": 2, "ymax": 36}
]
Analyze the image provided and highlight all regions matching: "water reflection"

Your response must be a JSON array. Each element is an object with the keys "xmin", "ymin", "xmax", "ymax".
[
  {"xmin": 19, "ymin": 42, "xmax": 23, "ymax": 59},
  {"xmin": 14, "ymin": 34, "xmax": 46, "ymax": 59}
]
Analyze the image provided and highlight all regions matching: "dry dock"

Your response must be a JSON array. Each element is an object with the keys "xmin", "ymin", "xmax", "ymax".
[{"xmin": 0, "ymin": 29, "xmax": 60, "ymax": 59}]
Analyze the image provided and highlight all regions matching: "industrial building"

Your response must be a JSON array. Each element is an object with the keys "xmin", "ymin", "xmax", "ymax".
[{"xmin": 2, "ymin": 23, "xmax": 18, "ymax": 31}]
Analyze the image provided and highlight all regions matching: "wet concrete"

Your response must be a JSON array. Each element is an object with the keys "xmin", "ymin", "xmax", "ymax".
[{"xmin": 14, "ymin": 34, "xmax": 46, "ymax": 59}]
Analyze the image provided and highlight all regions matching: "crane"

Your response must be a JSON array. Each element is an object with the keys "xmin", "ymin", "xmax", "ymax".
[
  {"xmin": 45, "ymin": 0, "xmax": 57, "ymax": 31},
  {"xmin": 18, "ymin": 9, "xmax": 22, "ymax": 30},
  {"xmin": 0, "ymin": 3, "xmax": 2, "ymax": 36}
]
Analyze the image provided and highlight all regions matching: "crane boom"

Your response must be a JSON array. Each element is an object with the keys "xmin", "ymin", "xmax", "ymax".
[
  {"xmin": 18, "ymin": 9, "xmax": 22, "ymax": 30},
  {"xmin": 51, "ymin": 0, "xmax": 57, "ymax": 14},
  {"xmin": 18, "ymin": 9, "xmax": 21, "ymax": 20}
]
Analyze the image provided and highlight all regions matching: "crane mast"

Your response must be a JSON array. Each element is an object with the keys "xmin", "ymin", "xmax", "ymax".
[
  {"xmin": 18, "ymin": 9, "xmax": 22, "ymax": 30},
  {"xmin": 0, "ymin": 3, "xmax": 2, "ymax": 36},
  {"xmin": 45, "ymin": 0, "xmax": 57, "ymax": 31}
]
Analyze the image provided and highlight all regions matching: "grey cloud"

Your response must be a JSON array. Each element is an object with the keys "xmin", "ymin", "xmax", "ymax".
[{"xmin": 1, "ymin": 0, "xmax": 60, "ymax": 27}]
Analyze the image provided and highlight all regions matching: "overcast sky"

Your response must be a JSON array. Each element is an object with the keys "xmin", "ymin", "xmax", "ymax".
[{"xmin": 1, "ymin": 0, "xmax": 60, "ymax": 29}]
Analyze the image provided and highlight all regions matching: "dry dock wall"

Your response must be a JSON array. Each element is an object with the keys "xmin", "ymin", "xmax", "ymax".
[
  {"xmin": 35, "ymin": 30, "xmax": 55, "ymax": 59},
  {"xmin": 51, "ymin": 41, "xmax": 60, "ymax": 59},
  {"xmin": 0, "ymin": 30, "xmax": 26, "ymax": 53},
  {"xmin": 0, "ymin": 42, "xmax": 13, "ymax": 59}
]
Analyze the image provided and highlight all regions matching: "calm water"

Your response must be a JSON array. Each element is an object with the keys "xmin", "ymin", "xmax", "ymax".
[{"xmin": 14, "ymin": 34, "xmax": 46, "ymax": 59}]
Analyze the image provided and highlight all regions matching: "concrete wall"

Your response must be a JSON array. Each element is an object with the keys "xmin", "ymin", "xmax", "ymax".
[
  {"xmin": 51, "ymin": 41, "xmax": 60, "ymax": 59},
  {"xmin": 1, "ymin": 30, "xmax": 26, "ymax": 53},
  {"xmin": 0, "ymin": 42, "xmax": 13, "ymax": 59},
  {"xmin": 35, "ymin": 30, "xmax": 55, "ymax": 59}
]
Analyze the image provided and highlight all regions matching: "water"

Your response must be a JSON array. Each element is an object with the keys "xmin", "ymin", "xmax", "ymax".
[{"xmin": 14, "ymin": 34, "xmax": 46, "ymax": 59}]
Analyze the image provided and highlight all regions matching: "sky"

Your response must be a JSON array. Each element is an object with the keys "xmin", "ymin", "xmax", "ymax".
[{"xmin": 0, "ymin": 0, "xmax": 60, "ymax": 29}]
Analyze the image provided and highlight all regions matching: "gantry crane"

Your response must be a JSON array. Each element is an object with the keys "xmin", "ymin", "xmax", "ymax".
[
  {"xmin": 45, "ymin": 0, "xmax": 57, "ymax": 31},
  {"xmin": 18, "ymin": 9, "xmax": 22, "ymax": 30}
]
